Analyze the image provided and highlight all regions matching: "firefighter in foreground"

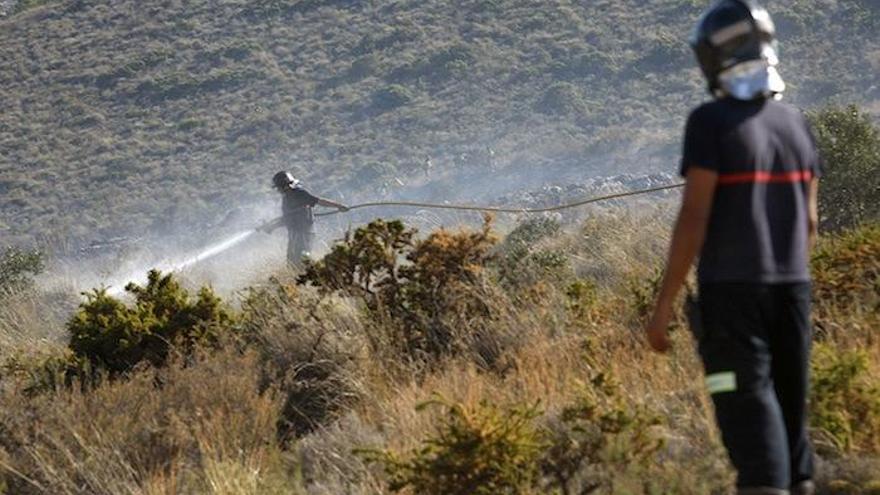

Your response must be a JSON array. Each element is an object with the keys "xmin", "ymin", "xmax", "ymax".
[
  {"xmin": 645, "ymin": 1, "xmax": 820, "ymax": 494},
  {"xmin": 260, "ymin": 171, "xmax": 349, "ymax": 266}
]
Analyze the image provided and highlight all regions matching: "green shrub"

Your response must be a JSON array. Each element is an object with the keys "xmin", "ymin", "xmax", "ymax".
[
  {"xmin": 363, "ymin": 396, "xmax": 545, "ymax": 495},
  {"xmin": 0, "ymin": 349, "xmax": 92, "ymax": 396},
  {"xmin": 363, "ymin": 372, "xmax": 662, "ymax": 495},
  {"xmin": 808, "ymin": 105, "xmax": 880, "ymax": 232},
  {"xmin": 495, "ymin": 218, "xmax": 568, "ymax": 287},
  {"xmin": 0, "ymin": 247, "xmax": 43, "ymax": 297},
  {"xmin": 810, "ymin": 342, "xmax": 880, "ymax": 455},
  {"xmin": 67, "ymin": 270, "xmax": 236, "ymax": 375},
  {"xmin": 627, "ymin": 267, "xmax": 664, "ymax": 326},
  {"xmin": 300, "ymin": 218, "xmax": 500, "ymax": 365},
  {"xmin": 540, "ymin": 372, "xmax": 663, "ymax": 494},
  {"xmin": 564, "ymin": 279, "xmax": 603, "ymax": 326}
]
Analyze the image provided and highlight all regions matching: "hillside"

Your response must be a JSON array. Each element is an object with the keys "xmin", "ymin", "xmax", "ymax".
[{"xmin": 1, "ymin": 0, "xmax": 878, "ymax": 247}]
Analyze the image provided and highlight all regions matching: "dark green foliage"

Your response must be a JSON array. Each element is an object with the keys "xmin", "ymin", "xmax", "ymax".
[
  {"xmin": 67, "ymin": 270, "xmax": 235, "ymax": 374},
  {"xmin": 0, "ymin": 247, "xmax": 44, "ymax": 296},
  {"xmin": 95, "ymin": 49, "xmax": 174, "ymax": 89},
  {"xmin": 372, "ymin": 84, "xmax": 414, "ymax": 111},
  {"xmin": 134, "ymin": 68, "xmax": 263, "ymax": 103},
  {"xmin": 388, "ymin": 45, "xmax": 473, "ymax": 85},
  {"xmin": 808, "ymin": 105, "xmax": 880, "ymax": 232},
  {"xmin": 811, "ymin": 343, "xmax": 880, "ymax": 454},
  {"xmin": 363, "ymin": 396, "xmax": 546, "ymax": 495},
  {"xmin": 299, "ymin": 218, "xmax": 498, "ymax": 364}
]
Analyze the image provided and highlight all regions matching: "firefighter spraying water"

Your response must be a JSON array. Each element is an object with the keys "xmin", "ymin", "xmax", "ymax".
[
  {"xmin": 257, "ymin": 171, "xmax": 350, "ymax": 266},
  {"xmin": 103, "ymin": 171, "xmax": 683, "ymax": 296}
]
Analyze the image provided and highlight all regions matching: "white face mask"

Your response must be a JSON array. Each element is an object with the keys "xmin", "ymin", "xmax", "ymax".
[{"xmin": 716, "ymin": 45, "xmax": 786, "ymax": 101}]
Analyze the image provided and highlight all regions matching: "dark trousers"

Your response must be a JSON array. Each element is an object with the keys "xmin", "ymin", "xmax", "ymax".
[
  {"xmin": 286, "ymin": 227, "xmax": 314, "ymax": 266},
  {"xmin": 696, "ymin": 283, "xmax": 814, "ymax": 490}
]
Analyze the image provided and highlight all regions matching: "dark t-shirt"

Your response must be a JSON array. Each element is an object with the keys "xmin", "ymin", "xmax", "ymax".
[
  {"xmin": 282, "ymin": 186, "xmax": 319, "ymax": 230},
  {"xmin": 680, "ymin": 97, "xmax": 822, "ymax": 284}
]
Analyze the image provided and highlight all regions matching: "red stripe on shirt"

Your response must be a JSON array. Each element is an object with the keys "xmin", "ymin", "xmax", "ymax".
[{"xmin": 717, "ymin": 170, "xmax": 813, "ymax": 185}]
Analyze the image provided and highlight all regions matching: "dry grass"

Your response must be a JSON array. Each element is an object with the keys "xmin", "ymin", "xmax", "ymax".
[
  {"xmin": 1, "ymin": 214, "xmax": 878, "ymax": 494},
  {"xmin": 0, "ymin": 350, "xmax": 289, "ymax": 495}
]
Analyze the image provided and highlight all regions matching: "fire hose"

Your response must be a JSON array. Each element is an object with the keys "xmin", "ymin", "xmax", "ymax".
[{"xmin": 315, "ymin": 182, "xmax": 685, "ymax": 217}]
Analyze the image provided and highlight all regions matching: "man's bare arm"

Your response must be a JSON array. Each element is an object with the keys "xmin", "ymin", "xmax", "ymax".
[
  {"xmin": 646, "ymin": 166, "xmax": 718, "ymax": 352},
  {"xmin": 317, "ymin": 198, "xmax": 350, "ymax": 211}
]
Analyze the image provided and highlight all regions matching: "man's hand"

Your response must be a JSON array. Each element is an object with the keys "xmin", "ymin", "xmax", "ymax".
[
  {"xmin": 646, "ymin": 302, "xmax": 673, "ymax": 353},
  {"xmin": 644, "ymin": 168, "xmax": 717, "ymax": 354}
]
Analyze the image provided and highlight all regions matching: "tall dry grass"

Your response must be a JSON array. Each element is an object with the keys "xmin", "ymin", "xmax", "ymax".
[{"xmin": 1, "ymin": 210, "xmax": 878, "ymax": 494}]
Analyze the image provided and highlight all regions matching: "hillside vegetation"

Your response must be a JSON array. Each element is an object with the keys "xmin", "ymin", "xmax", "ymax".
[
  {"xmin": 1, "ymin": 0, "xmax": 879, "ymax": 247},
  {"xmin": 1, "ymin": 84, "xmax": 880, "ymax": 494},
  {"xmin": 1, "ymin": 212, "xmax": 878, "ymax": 494}
]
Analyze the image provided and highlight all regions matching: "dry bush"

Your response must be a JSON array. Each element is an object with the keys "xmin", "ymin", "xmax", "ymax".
[
  {"xmin": 563, "ymin": 205, "xmax": 674, "ymax": 290},
  {"xmin": 299, "ymin": 217, "xmax": 513, "ymax": 369},
  {"xmin": 240, "ymin": 275, "xmax": 368, "ymax": 441},
  {"xmin": 0, "ymin": 290, "xmax": 69, "ymax": 362},
  {"xmin": 811, "ymin": 223, "xmax": 880, "ymax": 318},
  {"xmin": 0, "ymin": 350, "xmax": 293, "ymax": 495}
]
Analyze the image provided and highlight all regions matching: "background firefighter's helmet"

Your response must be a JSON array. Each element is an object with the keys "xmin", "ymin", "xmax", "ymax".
[
  {"xmin": 272, "ymin": 171, "xmax": 299, "ymax": 189},
  {"xmin": 690, "ymin": 0, "xmax": 785, "ymax": 100}
]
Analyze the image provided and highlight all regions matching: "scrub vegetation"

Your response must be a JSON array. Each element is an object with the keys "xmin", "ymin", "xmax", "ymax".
[
  {"xmin": 1, "ymin": 208, "xmax": 878, "ymax": 493},
  {"xmin": 1, "ymin": 0, "xmax": 878, "ymax": 248},
  {"xmin": 1, "ymin": 0, "xmax": 880, "ymax": 493}
]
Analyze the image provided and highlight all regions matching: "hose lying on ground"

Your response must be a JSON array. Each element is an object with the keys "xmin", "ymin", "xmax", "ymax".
[{"xmin": 315, "ymin": 182, "xmax": 685, "ymax": 217}]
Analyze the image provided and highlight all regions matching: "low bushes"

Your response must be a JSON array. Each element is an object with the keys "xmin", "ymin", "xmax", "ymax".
[
  {"xmin": 364, "ymin": 397, "xmax": 545, "ymax": 495},
  {"xmin": 299, "ymin": 218, "xmax": 504, "ymax": 367},
  {"xmin": 363, "ymin": 371, "xmax": 662, "ymax": 495},
  {"xmin": 240, "ymin": 277, "xmax": 366, "ymax": 441},
  {"xmin": 811, "ymin": 343, "xmax": 880, "ymax": 455},
  {"xmin": 811, "ymin": 223, "xmax": 880, "ymax": 314},
  {"xmin": 0, "ymin": 247, "xmax": 43, "ymax": 297},
  {"xmin": 68, "ymin": 269, "xmax": 235, "ymax": 375},
  {"xmin": 1, "ymin": 217, "xmax": 878, "ymax": 494}
]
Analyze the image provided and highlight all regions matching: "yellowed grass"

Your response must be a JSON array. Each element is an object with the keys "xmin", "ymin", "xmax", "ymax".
[{"xmin": 1, "ymin": 216, "xmax": 878, "ymax": 494}]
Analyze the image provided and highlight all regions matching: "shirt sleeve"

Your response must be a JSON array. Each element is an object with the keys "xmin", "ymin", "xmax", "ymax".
[
  {"xmin": 294, "ymin": 188, "xmax": 321, "ymax": 207},
  {"xmin": 680, "ymin": 106, "xmax": 720, "ymax": 177}
]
